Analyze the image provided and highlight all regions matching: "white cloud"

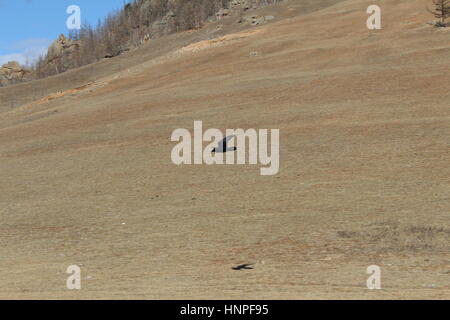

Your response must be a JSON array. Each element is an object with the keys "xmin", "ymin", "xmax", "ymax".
[
  {"xmin": 9, "ymin": 38, "xmax": 53, "ymax": 51},
  {"xmin": 0, "ymin": 38, "xmax": 53, "ymax": 66},
  {"xmin": 0, "ymin": 53, "xmax": 28, "ymax": 66}
]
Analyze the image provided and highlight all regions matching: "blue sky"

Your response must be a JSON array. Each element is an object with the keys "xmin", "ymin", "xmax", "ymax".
[{"xmin": 0, "ymin": 0, "xmax": 130, "ymax": 66}]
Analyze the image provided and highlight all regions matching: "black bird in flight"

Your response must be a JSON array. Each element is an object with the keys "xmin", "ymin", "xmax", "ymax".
[
  {"xmin": 232, "ymin": 264, "xmax": 254, "ymax": 271},
  {"xmin": 212, "ymin": 135, "xmax": 237, "ymax": 153}
]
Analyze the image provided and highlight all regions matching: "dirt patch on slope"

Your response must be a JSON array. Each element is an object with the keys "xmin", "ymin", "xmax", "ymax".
[{"xmin": 177, "ymin": 29, "xmax": 263, "ymax": 53}]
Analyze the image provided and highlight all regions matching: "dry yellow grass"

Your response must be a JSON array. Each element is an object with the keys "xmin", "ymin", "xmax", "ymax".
[{"xmin": 178, "ymin": 29, "xmax": 263, "ymax": 53}]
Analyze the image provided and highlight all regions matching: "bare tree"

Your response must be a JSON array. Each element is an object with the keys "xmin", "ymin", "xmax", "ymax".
[
  {"xmin": 428, "ymin": 0, "xmax": 450, "ymax": 26},
  {"xmin": 30, "ymin": 0, "xmax": 286, "ymax": 81}
]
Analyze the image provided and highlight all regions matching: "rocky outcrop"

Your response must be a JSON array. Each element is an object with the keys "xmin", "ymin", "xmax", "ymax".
[
  {"xmin": 150, "ymin": 10, "xmax": 177, "ymax": 36},
  {"xmin": 216, "ymin": 0, "xmax": 255, "ymax": 19},
  {"xmin": 240, "ymin": 14, "xmax": 275, "ymax": 25},
  {"xmin": 33, "ymin": 34, "xmax": 83, "ymax": 76},
  {"xmin": 46, "ymin": 34, "xmax": 79, "ymax": 65},
  {"xmin": 0, "ymin": 61, "xmax": 32, "ymax": 86},
  {"xmin": 230, "ymin": 0, "xmax": 257, "ymax": 10},
  {"xmin": 217, "ymin": 0, "xmax": 276, "ymax": 25},
  {"xmin": 216, "ymin": 8, "xmax": 231, "ymax": 20}
]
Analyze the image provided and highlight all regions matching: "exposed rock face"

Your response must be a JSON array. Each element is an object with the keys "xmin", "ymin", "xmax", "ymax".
[
  {"xmin": 151, "ymin": 10, "xmax": 177, "ymax": 36},
  {"xmin": 46, "ymin": 34, "xmax": 79, "ymax": 65},
  {"xmin": 230, "ymin": 0, "xmax": 253, "ymax": 9},
  {"xmin": 216, "ymin": 8, "xmax": 231, "ymax": 20},
  {"xmin": 240, "ymin": 14, "xmax": 275, "ymax": 25},
  {"xmin": 218, "ymin": 0, "xmax": 275, "ymax": 23},
  {"xmin": 31, "ymin": 34, "xmax": 83, "ymax": 77},
  {"xmin": 0, "ymin": 61, "xmax": 32, "ymax": 86}
]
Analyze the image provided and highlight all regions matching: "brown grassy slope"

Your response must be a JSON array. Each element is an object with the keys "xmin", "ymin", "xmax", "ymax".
[
  {"xmin": 0, "ymin": 0, "xmax": 449, "ymax": 299},
  {"xmin": 0, "ymin": 0, "xmax": 344, "ymax": 113}
]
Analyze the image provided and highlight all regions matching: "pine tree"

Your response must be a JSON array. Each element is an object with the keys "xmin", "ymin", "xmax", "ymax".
[{"xmin": 428, "ymin": 0, "xmax": 450, "ymax": 26}]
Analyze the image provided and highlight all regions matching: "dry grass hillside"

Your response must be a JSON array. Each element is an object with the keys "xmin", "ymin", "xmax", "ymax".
[{"xmin": 0, "ymin": 0, "xmax": 449, "ymax": 299}]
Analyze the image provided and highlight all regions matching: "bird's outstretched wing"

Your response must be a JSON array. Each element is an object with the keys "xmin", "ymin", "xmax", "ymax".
[
  {"xmin": 217, "ymin": 135, "xmax": 236, "ymax": 149},
  {"xmin": 214, "ymin": 135, "xmax": 237, "ymax": 153},
  {"xmin": 232, "ymin": 263, "xmax": 254, "ymax": 270}
]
